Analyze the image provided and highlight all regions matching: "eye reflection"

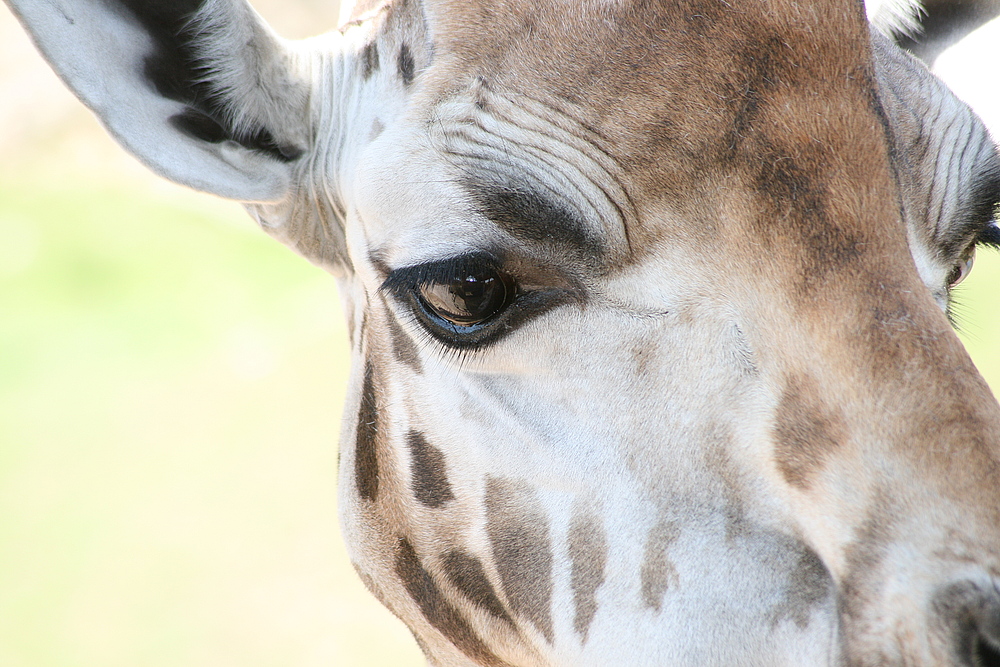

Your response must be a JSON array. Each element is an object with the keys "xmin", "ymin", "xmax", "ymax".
[
  {"xmin": 418, "ymin": 268, "xmax": 512, "ymax": 326},
  {"xmin": 948, "ymin": 248, "xmax": 976, "ymax": 288}
]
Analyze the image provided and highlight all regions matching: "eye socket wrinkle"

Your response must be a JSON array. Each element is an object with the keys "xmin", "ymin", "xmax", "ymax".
[{"xmin": 461, "ymin": 177, "xmax": 607, "ymax": 264}]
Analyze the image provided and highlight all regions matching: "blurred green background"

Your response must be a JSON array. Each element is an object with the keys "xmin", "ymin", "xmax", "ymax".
[
  {"xmin": 1, "ymin": 3, "xmax": 999, "ymax": 667},
  {"xmin": 1, "ymin": 2, "xmax": 423, "ymax": 666}
]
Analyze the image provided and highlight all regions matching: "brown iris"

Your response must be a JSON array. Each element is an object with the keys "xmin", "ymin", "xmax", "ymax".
[{"xmin": 418, "ymin": 268, "xmax": 512, "ymax": 326}]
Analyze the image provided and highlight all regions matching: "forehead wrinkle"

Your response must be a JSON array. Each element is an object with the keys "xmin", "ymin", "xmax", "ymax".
[{"xmin": 425, "ymin": 83, "xmax": 632, "ymax": 260}]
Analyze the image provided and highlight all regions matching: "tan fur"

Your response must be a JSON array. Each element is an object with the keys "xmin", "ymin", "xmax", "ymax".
[
  {"xmin": 342, "ymin": 2, "xmax": 1000, "ymax": 664},
  {"xmin": 11, "ymin": 0, "xmax": 1000, "ymax": 664}
]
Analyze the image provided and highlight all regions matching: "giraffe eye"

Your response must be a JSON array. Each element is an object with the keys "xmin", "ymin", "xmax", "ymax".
[
  {"xmin": 947, "ymin": 247, "xmax": 976, "ymax": 289},
  {"xmin": 380, "ymin": 253, "xmax": 526, "ymax": 347},
  {"xmin": 381, "ymin": 252, "xmax": 574, "ymax": 350},
  {"xmin": 418, "ymin": 268, "xmax": 513, "ymax": 326}
]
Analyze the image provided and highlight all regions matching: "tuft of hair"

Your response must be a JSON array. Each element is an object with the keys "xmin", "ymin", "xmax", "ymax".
[
  {"xmin": 186, "ymin": 0, "xmax": 313, "ymax": 154},
  {"xmin": 867, "ymin": 0, "xmax": 924, "ymax": 37}
]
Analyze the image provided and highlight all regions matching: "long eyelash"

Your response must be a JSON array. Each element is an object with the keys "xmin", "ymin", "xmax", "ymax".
[
  {"xmin": 378, "ymin": 252, "xmax": 513, "ymax": 352},
  {"xmin": 378, "ymin": 252, "xmax": 576, "ymax": 352},
  {"xmin": 379, "ymin": 253, "xmax": 503, "ymax": 296},
  {"xmin": 391, "ymin": 298, "xmax": 490, "ymax": 368},
  {"xmin": 947, "ymin": 288, "xmax": 979, "ymax": 339},
  {"xmin": 978, "ymin": 220, "xmax": 1000, "ymax": 248}
]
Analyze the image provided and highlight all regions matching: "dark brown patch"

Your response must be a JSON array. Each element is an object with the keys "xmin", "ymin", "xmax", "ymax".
[
  {"xmin": 114, "ymin": 0, "xmax": 304, "ymax": 163},
  {"xmin": 769, "ymin": 542, "xmax": 833, "ymax": 629},
  {"xmin": 751, "ymin": 144, "xmax": 869, "ymax": 292},
  {"xmin": 441, "ymin": 550, "xmax": 515, "ymax": 626},
  {"xmin": 395, "ymin": 538, "xmax": 510, "ymax": 667},
  {"xmin": 355, "ymin": 361, "xmax": 380, "ymax": 501},
  {"xmin": 722, "ymin": 35, "xmax": 786, "ymax": 157},
  {"xmin": 361, "ymin": 40, "xmax": 380, "ymax": 79},
  {"xmin": 398, "ymin": 43, "xmax": 415, "ymax": 85},
  {"xmin": 463, "ymin": 177, "xmax": 605, "ymax": 266},
  {"xmin": 712, "ymin": 31, "xmax": 879, "ymax": 294},
  {"xmin": 568, "ymin": 509, "xmax": 607, "ymax": 640},
  {"xmin": 385, "ymin": 307, "xmax": 422, "ymax": 372},
  {"xmin": 408, "ymin": 431, "xmax": 455, "ymax": 508},
  {"xmin": 640, "ymin": 518, "xmax": 680, "ymax": 612},
  {"xmin": 773, "ymin": 375, "xmax": 848, "ymax": 488},
  {"xmin": 485, "ymin": 477, "xmax": 555, "ymax": 642}
]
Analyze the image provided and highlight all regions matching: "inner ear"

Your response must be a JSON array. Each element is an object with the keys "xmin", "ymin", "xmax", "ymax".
[{"xmin": 115, "ymin": 0, "xmax": 305, "ymax": 161}]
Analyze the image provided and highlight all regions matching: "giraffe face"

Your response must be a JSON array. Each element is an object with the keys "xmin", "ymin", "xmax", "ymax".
[
  {"xmin": 9, "ymin": 0, "xmax": 1000, "ymax": 664},
  {"xmin": 333, "ymin": 3, "xmax": 1000, "ymax": 664}
]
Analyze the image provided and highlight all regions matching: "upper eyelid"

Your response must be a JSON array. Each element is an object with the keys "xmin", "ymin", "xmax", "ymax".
[
  {"xmin": 377, "ymin": 246, "xmax": 587, "ymax": 299},
  {"xmin": 378, "ymin": 253, "xmax": 506, "ymax": 294}
]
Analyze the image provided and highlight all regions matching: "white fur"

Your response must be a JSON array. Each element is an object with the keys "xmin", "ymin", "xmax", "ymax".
[
  {"xmin": 866, "ymin": 0, "xmax": 923, "ymax": 36},
  {"xmin": 4, "ymin": 0, "xmax": 320, "ymax": 202}
]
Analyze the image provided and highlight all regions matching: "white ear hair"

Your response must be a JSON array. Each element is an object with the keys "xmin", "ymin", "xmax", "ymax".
[
  {"xmin": 867, "ymin": 0, "xmax": 924, "ymax": 37},
  {"xmin": 5, "ymin": 0, "xmax": 332, "ymax": 203},
  {"xmin": 185, "ymin": 0, "xmax": 313, "ymax": 162}
]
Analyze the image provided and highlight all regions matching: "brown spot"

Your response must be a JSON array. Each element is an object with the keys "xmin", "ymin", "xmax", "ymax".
[
  {"xmin": 722, "ymin": 35, "xmax": 786, "ymax": 157},
  {"xmin": 568, "ymin": 509, "xmax": 607, "ymax": 641},
  {"xmin": 838, "ymin": 498, "xmax": 895, "ymax": 631},
  {"xmin": 355, "ymin": 361, "xmax": 380, "ymax": 501},
  {"xmin": 395, "ymin": 538, "xmax": 510, "ymax": 667},
  {"xmin": 769, "ymin": 542, "xmax": 833, "ymax": 629},
  {"xmin": 384, "ymin": 306, "xmax": 422, "ymax": 372},
  {"xmin": 398, "ymin": 43, "xmax": 415, "ymax": 85},
  {"xmin": 640, "ymin": 518, "xmax": 680, "ymax": 612},
  {"xmin": 369, "ymin": 117, "xmax": 385, "ymax": 142},
  {"xmin": 408, "ymin": 431, "xmax": 455, "ymax": 508},
  {"xmin": 361, "ymin": 40, "xmax": 380, "ymax": 79},
  {"xmin": 773, "ymin": 375, "xmax": 848, "ymax": 488},
  {"xmin": 441, "ymin": 550, "xmax": 515, "ymax": 626},
  {"xmin": 485, "ymin": 477, "xmax": 555, "ymax": 642}
]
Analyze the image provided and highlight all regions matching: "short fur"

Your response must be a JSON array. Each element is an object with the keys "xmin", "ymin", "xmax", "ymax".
[{"xmin": 7, "ymin": 0, "xmax": 1000, "ymax": 664}]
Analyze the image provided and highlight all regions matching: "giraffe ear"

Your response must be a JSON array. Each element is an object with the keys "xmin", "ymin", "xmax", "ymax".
[{"xmin": 7, "ymin": 0, "xmax": 328, "ymax": 203}]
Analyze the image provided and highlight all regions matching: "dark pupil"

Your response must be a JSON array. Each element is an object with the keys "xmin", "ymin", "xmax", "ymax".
[{"xmin": 420, "ymin": 270, "xmax": 507, "ymax": 325}]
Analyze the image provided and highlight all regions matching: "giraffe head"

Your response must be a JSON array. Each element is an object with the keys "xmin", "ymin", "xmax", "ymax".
[{"xmin": 10, "ymin": 0, "xmax": 1000, "ymax": 663}]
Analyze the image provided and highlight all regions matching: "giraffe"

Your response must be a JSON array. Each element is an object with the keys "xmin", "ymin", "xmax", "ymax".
[{"xmin": 6, "ymin": 0, "xmax": 1000, "ymax": 664}]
